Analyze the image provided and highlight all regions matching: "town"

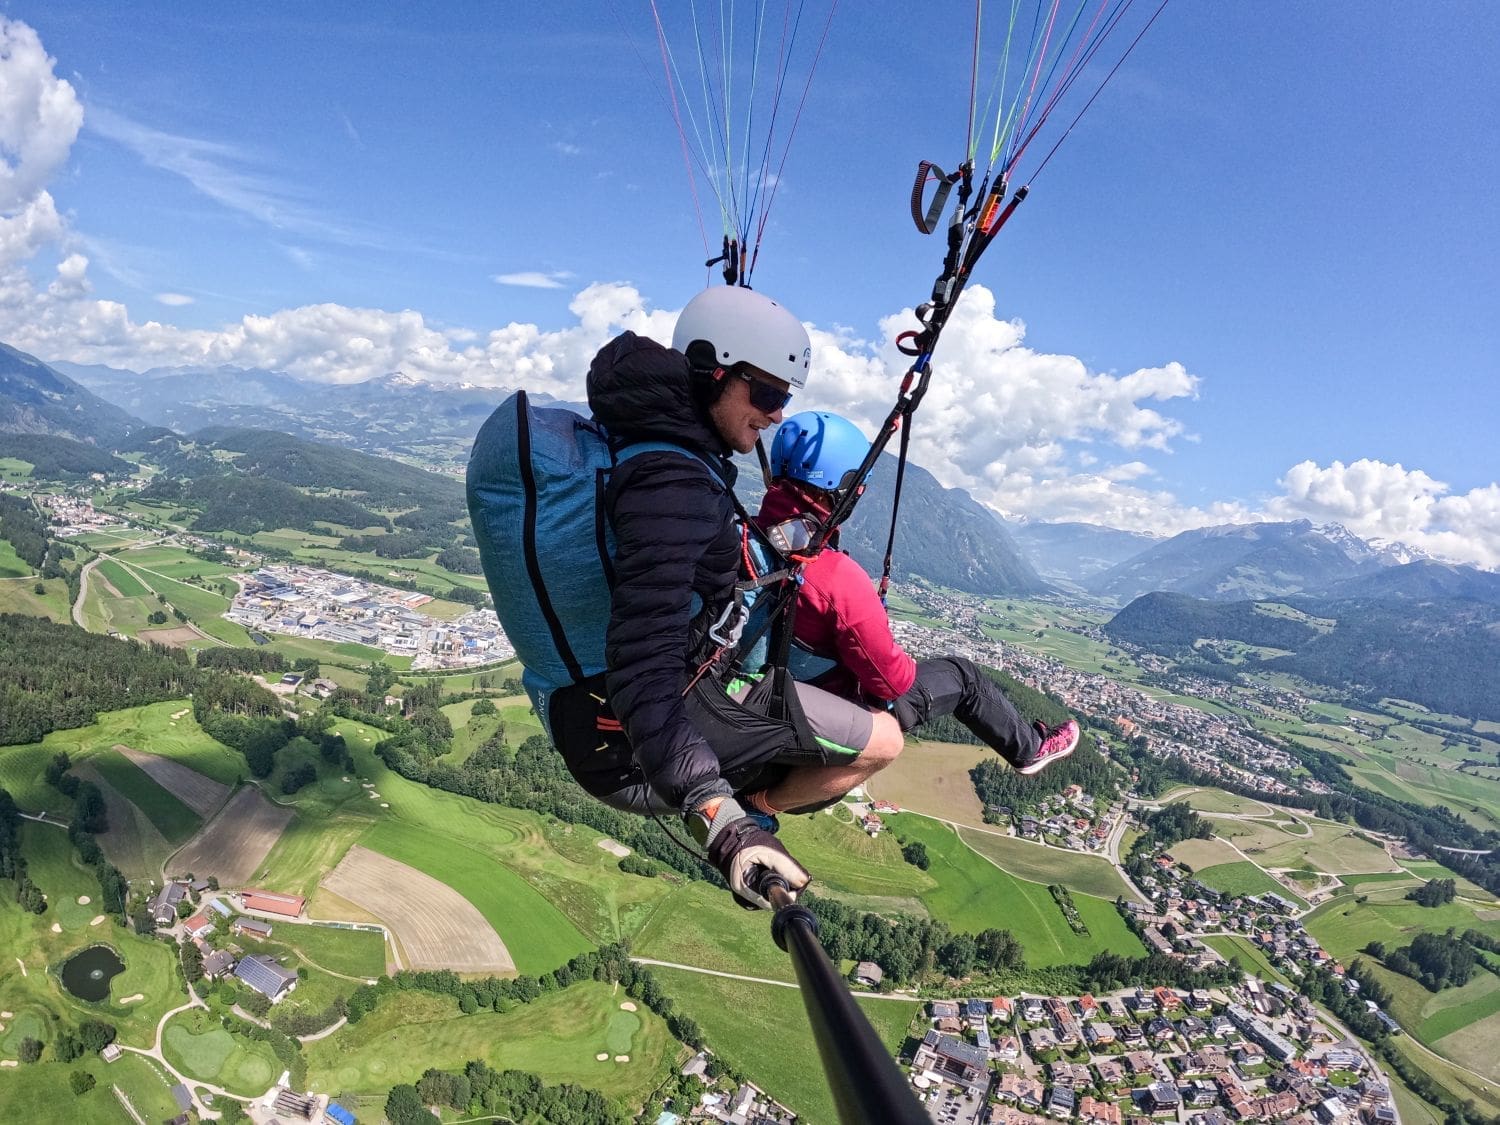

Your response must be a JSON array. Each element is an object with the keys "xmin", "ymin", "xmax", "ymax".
[
  {"xmin": 226, "ymin": 564, "xmax": 513, "ymax": 670},
  {"xmin": 907, "ymin": 975, "xmax": 1395, "ymax": 1125}
]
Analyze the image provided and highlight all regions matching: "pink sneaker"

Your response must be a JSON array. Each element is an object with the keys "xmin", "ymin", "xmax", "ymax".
[{"xmin": 1017, "ymin": 720, "xmax": 1079, "ymax": 775}]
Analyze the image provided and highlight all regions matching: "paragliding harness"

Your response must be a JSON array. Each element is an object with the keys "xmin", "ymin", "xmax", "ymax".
[{"xmin": 465, "ymin": 389, "xmax": 822, "ymax": 808}]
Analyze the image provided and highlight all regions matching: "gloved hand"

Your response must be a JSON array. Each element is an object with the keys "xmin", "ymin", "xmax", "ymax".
[{"xmin": 699, "ymin": 798, "xmax": 811, "ymax": 910}]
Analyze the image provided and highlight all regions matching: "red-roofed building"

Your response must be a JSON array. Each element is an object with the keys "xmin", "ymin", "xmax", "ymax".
[
  {"xmin": 183, "ymin": 911, "xmax": 215, "ymax": 939},
  {"xmin": 992, "ymin": 996, "xmax": 1014, "ymax": 1021},
  {"xmin": 1153, "ymin": 986, "xmax": 1183, "ymax": 1010},
  {"xmin": 240, "ymin": 889, "xmax": 306, "ymax": 918}
]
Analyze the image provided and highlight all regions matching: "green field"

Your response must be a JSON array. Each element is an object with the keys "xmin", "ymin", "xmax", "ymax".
[
  {"xmin": 779, "ymin": 808, "xmax": 937, "ymax": 901},
  {"xmin": 647, "ymin": 965, "xmax": 918, "ymax": 1125},
  {"xmin": 21, "ymin": 821, "xmax": 99, "ymax": 930},
  {"xmin": 0, "ymin": 572, "xmax": 72, "ymax": 621},
  {"xmin": 359, "ymin": 819, "xmax": 591, "ymax": 976},
  {"xmin": 303, "ymin": 982, "xmax": 677, "ymax": 1111},
  {"xmin": 0, "ymin": 701, "xmax": 246, "ymax": 812},
  {"xmin": 1307, "ymin": 886, "xmax": 1500, "ymax": 1080},
  {"xmin": 162, "ymin": 1008, "xmax": 281, "ymax": 1095},
  {"xmin": 1194, "ymin": 861, "xmax": 1309, "ymax": 908},
  {"xmin": 1165, "ymin": 787, "xmax": 1272, "ymax": 816},
  {"xmin": 956, "ymin": 826, "xmax": 1140, "ymax": 901},
  {"xmin": 87, "ymin": 749, "xmax": 201, "ymax": 844},
  {"xmin": 888, "ymin": 814, "xmax": 1143, "ymax": 965},
  {"xmin": 0, "ymin": 1050, "xmax": 189, "ymax": 1123},
  {"xmin": 95, "ymin": 559, "xmax": 150, "ymax": 598},
  {"xmin": 441, "ymin": 697, "xmax": 506, "ymax": 763},
  {"xmin": 1202, "ymin": 935, "xmax": 1292, "ymax": 985},
  {"xmin": 977, "ymin": 598, "xmax": 1148, "ymax": 681},
  {"xmin": 331, "ymin": 721, "xmax": 670, "ymax": 948},
  {"xmin": 632, "ymin": 882, "xmax": 798, "ymax": 982},
  {"xmin": 1210, "ymin": 814, "xmax": 1398, "ymax": 875},
  {"xmin": 275, "ymin": 922, "xmax": 387, "ymax": 979},
  {"xmin": 112, "ymin": 561, "xmax": 253, "ymax": 646},
  {"xmin": 0, "ymin": 538, "xmax": 32, "ymax": 578}
]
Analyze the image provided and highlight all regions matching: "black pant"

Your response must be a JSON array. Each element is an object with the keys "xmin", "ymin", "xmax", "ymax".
[{"xmin": 891, "ymin": 657, "xmax": 1038, "ymax": 767}]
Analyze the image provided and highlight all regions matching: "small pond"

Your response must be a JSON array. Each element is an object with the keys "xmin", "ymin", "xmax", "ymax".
[{"xmin": 60, "ymin": 945, "xmax": 125, "ymax": 1002}]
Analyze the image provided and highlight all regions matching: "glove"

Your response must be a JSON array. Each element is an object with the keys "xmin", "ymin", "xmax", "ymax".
[{"xmin": 700, "ymin": 799, "xmax": 811, "ymax": 910}]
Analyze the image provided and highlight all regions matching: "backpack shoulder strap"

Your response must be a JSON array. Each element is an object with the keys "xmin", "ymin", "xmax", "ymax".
[{"xmin": 615, "ymin": 440, "xmax": 730, "ymax": 486}]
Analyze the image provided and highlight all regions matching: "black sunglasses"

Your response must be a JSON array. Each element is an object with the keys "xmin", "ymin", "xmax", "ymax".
[{"xmin": 734, "ymin": 368, "xmax": 793, "ymax": 414}]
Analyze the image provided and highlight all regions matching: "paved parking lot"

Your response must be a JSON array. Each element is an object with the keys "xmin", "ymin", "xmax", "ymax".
[{"xmin": 922, "ymin": 1083, "xmax": 985, "ymax": 1125}]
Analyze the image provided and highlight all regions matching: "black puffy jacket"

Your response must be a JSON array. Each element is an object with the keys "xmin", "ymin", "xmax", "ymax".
[{"xmin": 587, "ymin": 332, "xmax": 741, "ymax": 812}]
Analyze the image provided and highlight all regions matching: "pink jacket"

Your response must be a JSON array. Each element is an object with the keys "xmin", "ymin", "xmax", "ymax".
[{"xmin": 757, "ymin": 485, "xmax": 917, "ymax": 702}]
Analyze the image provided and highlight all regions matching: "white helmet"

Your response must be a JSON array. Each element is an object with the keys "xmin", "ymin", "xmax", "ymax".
[{"xmin": 671, "ymin": 286, "xmax": 811, "ymax": 389}]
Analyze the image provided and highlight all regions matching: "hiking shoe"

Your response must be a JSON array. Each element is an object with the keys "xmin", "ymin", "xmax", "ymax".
[{"xmin": 1017, "ymin": 720, "xmax": 1080, "ymax": 776}]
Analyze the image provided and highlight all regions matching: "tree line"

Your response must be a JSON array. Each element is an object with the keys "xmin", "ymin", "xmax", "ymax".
[
  {"xmin": 0, "ymin": 789, "xmax": 45, "ymax": 914},
  {"xmin": 0, "ymin": 492, "xmax": 47, "ymax": 569},
  {"xmin": 389, "ymin": 1063, "xmax": 623, "ymax": 1125},
  {"xmin": 0, "ymin": 614, "xmax": 196, "ymax": 745}
]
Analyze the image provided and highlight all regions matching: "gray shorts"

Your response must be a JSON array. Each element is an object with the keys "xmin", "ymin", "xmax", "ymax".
[{"xmin": 594, "ymin": 678, "xmax": 876, "ymax": 815}]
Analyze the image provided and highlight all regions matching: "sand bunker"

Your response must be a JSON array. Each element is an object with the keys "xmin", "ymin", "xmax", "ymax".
[
  {"xmin": 619, "ymin": 1001, "xmax": 637, "ymax": 1012},
  {"xmin": 172, "ymin": 709, "xmax": 190, "ymax": 719},
  {"xmin": 0, "ymin": 1011, "xmax": 11, "ymax": 1018},
  {"xmin": 50, "ymin": 923, "xmax": 61, "ymax": 933},
  {"xmin": 90, "ymin": 915, "xmax": 106, "ymax": 926},
  {"xmin": 615, "ymin": 1055, "xmax": 630, "ymax": 1063},
  {"xmin": 596, "ymin": 1053, "xmax": 609, "ymax": 1062},
  {"xmin": 119, "ymin": 993, "xmax": 144, "ymax": 1004},
  {"xmin": 380, "ymin": 803, "xmax": 389, "ymax": 808},
  {"xmin": 14, "ymin": 959, "xmax": 26, "ymax": 976},
  {"xmin": 597, "ymin": 838, "xmax": 632, "ymax": 858},
  {"xmin": 77, "ymin": 895, "xmax": 91, "ymax": 905},
  {"xmin": 0, "ymin": 1060, "xmax": 16, "ymax": 1068}
]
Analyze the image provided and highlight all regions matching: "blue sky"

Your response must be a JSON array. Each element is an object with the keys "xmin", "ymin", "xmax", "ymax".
[{"xmin": 4, "ymin": 3, "xmax": 1498, "ymax": 565}]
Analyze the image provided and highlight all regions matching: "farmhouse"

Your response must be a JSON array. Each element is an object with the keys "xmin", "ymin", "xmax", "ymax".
[
  {"xmin": 239, "ymin": 888, "xmax": 306, "ymax": 917},
  {"xmin": 853, "ymin": 961, "xmax": 884, "ymax": 988},
  {"xmin": 232, "ymin": 916, "xmax": 274, "ymax": 939},
  {"xmin": 183, "ymin": 911, "xmax": 214, "ymax": 939},
  {"xmin": 234, "ymin": 955, "xmax": 299, "ymax": 1002},
  {"xmin": 202, "ymin": 949, "xmax": 237, "ymax": 981},
  {"xmin": 148, "ymin": 881, "xmax": 189, "ymax": 927}
]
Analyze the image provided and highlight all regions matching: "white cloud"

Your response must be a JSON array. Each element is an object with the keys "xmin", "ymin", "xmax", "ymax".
[
  {"xmin": 0, "ymin": 19, "xmax": 82, "ymax": 214},
  {"xmin": 86, "ymin": 105, "xmax": 380, "ymax": 248},
  {"xmin": 1268, "ymin": 459, "xmax": 1500, "ymax": 569},
  {"xmin": 550, "ymin": 141, "xmax": 582, "ymax": 157},
  {"xmin": 796, "ymin": 284, "xmax": 1200, "ymax": 531},
  {"xmin": 493, "ymin": 270, "xmax": 575, "ymax": 290},
  {"xmin": 155, "ymin": 292, "xmax": 193, "ymax": 306}
]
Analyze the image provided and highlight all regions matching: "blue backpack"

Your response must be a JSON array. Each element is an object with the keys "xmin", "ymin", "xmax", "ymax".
[{"xmin": 466, "ymin": 390, "xmax": 717, "ymax": 729}]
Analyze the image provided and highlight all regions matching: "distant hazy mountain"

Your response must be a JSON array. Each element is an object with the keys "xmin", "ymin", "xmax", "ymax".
[
  {"xmin": 1105, "ymin": 590, "xmax": 1500, "ymax": 722},
  {"xmin": 1085, "ymin": 519, "xmax": 1375, "ymax": 603},
  {"xmin": 1314, "ymin": 559, "xmax": 1500, "ymax": 605},
  {"xmin": 54, "ymin": 360, "xmax": 517, "ymax": 468},
  {"xmin": 0, "ymin": 343, "xmax": 147, "ymax": 446},
  {"xmin": 1006, "ymin": 520, "xmax": 1159, "ymax": 584},
  {"xmin": 834, "ymin": 456, "xmax": 1049, "ymax": 597}
]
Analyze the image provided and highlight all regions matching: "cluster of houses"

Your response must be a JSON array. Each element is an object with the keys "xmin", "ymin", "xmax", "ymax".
[
  {"xmin": 666, "ymin": 1054, "xmax": 797, "ymax": 1124},
  {"xmin": 226, "ymin": 564, "xmax": 512, "ymax": 669},
  {"xmin": 37, "ymin": 491, "xmax": 125, "ymax": 536},
  {"xmin": 1012, "ymin": 787, "xmax": 1123, "ymax": 854},
  {"xmin": 905, "ymin": 980, "xmax": 1397, "ymax": 1125},
  {"xmin": 147, "ymin": 880, "xmax": 309, "ymax": 1004}
]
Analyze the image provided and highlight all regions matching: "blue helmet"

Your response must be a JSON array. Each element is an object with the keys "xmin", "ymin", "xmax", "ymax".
[{"xmin": 769, "ymin": 411, "xmax": 869, "ymax": 493}]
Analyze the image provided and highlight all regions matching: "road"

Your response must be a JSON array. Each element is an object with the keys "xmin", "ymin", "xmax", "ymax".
[
  {"xmin": 630, "ymin": 958, "xmax": 917, "ymax": 1001},
  {"xmin": 71, "ymin": 554, "xmax": 100, "ymax": 627}
]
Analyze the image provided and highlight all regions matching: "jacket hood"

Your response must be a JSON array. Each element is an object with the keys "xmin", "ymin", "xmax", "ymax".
[{"xmin": 587, "ymin": 332, "xmax": 727, "ymax": 457}]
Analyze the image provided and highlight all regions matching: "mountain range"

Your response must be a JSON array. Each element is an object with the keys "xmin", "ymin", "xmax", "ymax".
[{"xmin": 10, "ymin": 345, "xmax": 1497, "ymax": 603}]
